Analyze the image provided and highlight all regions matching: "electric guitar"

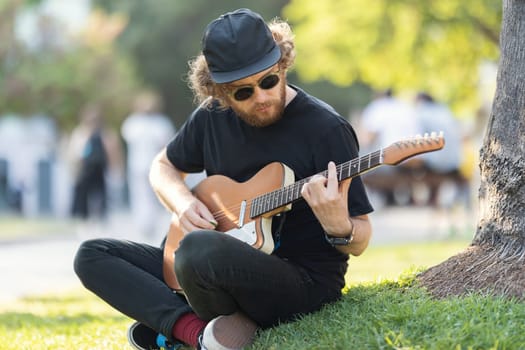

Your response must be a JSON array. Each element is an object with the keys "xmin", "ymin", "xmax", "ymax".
[{"xmin": 163, "ymin": 132, "xmax": 445, "ymax": 291}]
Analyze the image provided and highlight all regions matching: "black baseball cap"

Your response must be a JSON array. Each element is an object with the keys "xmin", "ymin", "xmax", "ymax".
[{"xmin": 202, "ymin": 8, "xmax": 282, "ymax": 84}]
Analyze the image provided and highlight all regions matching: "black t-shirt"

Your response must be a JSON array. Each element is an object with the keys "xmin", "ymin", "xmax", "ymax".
[{"xmin": 167, "ymin": 86, "xmax": 373, "ymax": 291}]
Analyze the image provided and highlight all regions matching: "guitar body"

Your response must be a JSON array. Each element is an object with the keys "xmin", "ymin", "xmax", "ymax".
[{"xmin": 163, "ymin": 162, "xmax": 295, "ymax": 291}]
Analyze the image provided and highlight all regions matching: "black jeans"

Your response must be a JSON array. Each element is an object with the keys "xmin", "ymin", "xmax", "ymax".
[{"xmin": 74, "ymin": 230, "xmax": 339, "ymax": 341}]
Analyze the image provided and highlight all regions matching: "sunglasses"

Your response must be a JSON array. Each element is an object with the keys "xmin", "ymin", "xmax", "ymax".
[{"xmin": 227, "ymin": 70, "xmax": 281, "ymax": 101}]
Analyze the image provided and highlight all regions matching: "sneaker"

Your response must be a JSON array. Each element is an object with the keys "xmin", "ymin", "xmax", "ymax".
[
  {"xmin": 199, "ymin": 313, "xmax": 258, "ymax": 350},
  {"xmin": 127, "ymin": 321, "xmax": 182, "ymax": 350}
]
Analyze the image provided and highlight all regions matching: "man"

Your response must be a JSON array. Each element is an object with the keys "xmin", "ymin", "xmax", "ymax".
[{"xmin": 74, "ymin": 8, "xmax": 373, "ymax": 350}]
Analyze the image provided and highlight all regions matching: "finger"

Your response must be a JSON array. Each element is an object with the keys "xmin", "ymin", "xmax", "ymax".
[
  {"xmin": 308, "ymin": 174, "xmax": 327, "ymax": 186},
  {"xmin": 339, "ymin": 178, "xmax": 352, "ymax": 198},
  {"xmin": 192, "ymin": 211, "xmax": 217, "ymax": 229},
  {"xmin": 326, "ymin": 161, "xmax": 339, "ymax": 194},
  {"xmin": 181, "ymin": 205, "xmax": 216, "ymax": 231},
  {"xmin": 300, "ymin": 183, "xmax": 309, "ymax": 199},
  {"xmin": 196, "ymin": 203, "xmax": 218, "ymax": 228},
  {"xmin": 179, "ymin": 216, "xmax": 199, "ymax": 234},
  {"xmin": 301, "ymin": 182, "xmax": 320, "ymax": 206}
]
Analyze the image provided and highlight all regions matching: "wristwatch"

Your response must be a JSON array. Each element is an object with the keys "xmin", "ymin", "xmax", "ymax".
[{"xmin": 324, "ymin": 219, "xmax": 356, "ymax": 246}]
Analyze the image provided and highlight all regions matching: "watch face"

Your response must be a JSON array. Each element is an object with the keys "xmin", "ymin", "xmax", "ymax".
[{"xmin": 324, "ymin": 233, "xmax": 352, "ymax": 246}]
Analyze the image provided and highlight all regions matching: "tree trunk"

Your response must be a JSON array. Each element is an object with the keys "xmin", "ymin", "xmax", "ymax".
[{"xmin": 418, "ymin": 0, "xmax": 525, "ymax": 299}]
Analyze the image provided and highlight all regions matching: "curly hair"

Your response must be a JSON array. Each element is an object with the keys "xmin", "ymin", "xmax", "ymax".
[{"xmin": 187, "ymin": 18, "xmax": 296, "ymax": 109}]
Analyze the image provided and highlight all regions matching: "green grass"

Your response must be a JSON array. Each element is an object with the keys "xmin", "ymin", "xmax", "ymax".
[
  {"xmin": 252, "ymin": 277, "xmax": 525, "ymax": 349},
  {"xmin": 0, "ymin": 215, "xmax": 73, "ymax": 240},
  {"xmin": 346, "ymin": 240, "xmax": 471, "ymax": 284},
  {"xmin": 0, "ymin": 291, "xmax": 132, "ymax": 350},
  {"xmin": 2, "ymin": 239, "xmax": 524, "ymax": 349}
]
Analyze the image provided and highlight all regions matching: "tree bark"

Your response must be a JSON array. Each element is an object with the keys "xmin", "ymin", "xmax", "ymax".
[
  {"xmin": 475, "ymin": 0, "xmax": 525, "ymax": 250},
  {"xmin": 418, "ymin": 0, "xmax": 525, "ymax": 299}
]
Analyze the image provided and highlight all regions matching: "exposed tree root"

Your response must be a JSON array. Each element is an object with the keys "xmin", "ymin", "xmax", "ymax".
[{"xmin": 417, "ymin": 242, "xmax": 525, "ymax": 300}]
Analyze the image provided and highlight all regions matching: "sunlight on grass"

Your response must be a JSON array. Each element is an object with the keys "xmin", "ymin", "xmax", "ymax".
[
  {"xmin": 0, "ymin": 289, "xmax": 134, "ymax": 350},
  {"xmin": 0, "ymin": 216, "xmax": 74, "ymax": 240},
  {"xmin": 346, "ymin": 239, "xmax": 470, "ymax": 285}
]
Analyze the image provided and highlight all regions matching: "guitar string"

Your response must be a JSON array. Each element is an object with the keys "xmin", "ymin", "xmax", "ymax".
[{"xmin": 207, "ymin": 150, "xmax": 383, "ymax": 222}]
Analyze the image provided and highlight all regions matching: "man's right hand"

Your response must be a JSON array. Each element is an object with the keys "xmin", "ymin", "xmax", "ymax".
[{"xmin": 175, "ymin": 196, "xmax": 217, "ymax": 235}]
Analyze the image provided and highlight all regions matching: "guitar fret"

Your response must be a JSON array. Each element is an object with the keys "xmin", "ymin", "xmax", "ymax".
[
  {"xmin": 252, "ymin": 197, "xmax": 259, "ymax": 217},
  {"xmin": 373, "ymin": 151, "xmax": 380, "ymax": 167},
  {"xmin": 259, "ymin": 196, "xmax": 264, "ymax": 216},
  {"xmin": 363, "ymin": 157, "xmax": 368, "ymax": 171},
  {"xmin": 269, "ymin": 192, "xmax": 275, "ymax": 211},
  {"xmin": 250, "ymin": 198, "xmax": 255, "ymax": 217},
  {"xmin": 257, "ymin": 195, "xmax": 263, "ymax": 216},
  {"xmin": 277, "ymin": 188, "xmax": 284, "ymax": 208},
  {"xmin": 264, "ymin": 193, "xmax": 270, "ymax": 213},
  {"xmin": 256, "ymin": 197, "xmax": 261, "ymax": 217},
  {"xmin": 259, "ymin": 195, "xmax": 264, "ymax": 214}
]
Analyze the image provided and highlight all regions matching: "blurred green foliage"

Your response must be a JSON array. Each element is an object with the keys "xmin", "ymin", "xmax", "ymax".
[
  {"xmin": 0, "ymin": 1, "xmax": 141, "ymax": 130},
  {"xmin": 284, "ymin": 0, "xmax": 501, "ymax": 117},
  {"xmin": 0, "ymin": 1, "xmax": 503, "ymax": 130},
  {"xmin": 2, "ymin": 47, "xmax": 140, "ymax": 130}
]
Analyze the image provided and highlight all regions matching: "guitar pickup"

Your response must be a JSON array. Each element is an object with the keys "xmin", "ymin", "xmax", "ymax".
[{"xmin": 238, "ymin": 200, "xmax": 247, "ymax": 228}]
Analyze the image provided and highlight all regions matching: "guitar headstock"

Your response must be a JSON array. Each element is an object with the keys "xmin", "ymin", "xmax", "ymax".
[{"xmin": 382, "ymin": 132, "xmax": 445, "ymax": 165}]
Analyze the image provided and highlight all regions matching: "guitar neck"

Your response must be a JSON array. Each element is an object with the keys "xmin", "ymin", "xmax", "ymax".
[{"xmin": 250, "ymin": 149, "xmax": 383, "ymax": 217}]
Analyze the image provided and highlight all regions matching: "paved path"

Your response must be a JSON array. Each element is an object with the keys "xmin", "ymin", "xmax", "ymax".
[
  {"xmin": 0, "ymin": 206, "xmax": 476, "ymax": 303},
  {"xmin": 0, "ymin": 237, "xmax": 82, "ymax": 301}
]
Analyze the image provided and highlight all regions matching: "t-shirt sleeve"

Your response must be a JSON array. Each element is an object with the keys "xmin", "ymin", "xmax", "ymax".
[
  {"xmin": 166, "ymin": 108, "xmax": 205, "ymax": 173},
  {"xmin": 313, "ymin": 121, "xmax": 374, "ymax": 217}
]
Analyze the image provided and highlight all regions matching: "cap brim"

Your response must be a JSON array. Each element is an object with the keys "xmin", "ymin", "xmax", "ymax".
[{"xmin": 210, "ymin": 45, "xmax": 281, "ymax": 84}]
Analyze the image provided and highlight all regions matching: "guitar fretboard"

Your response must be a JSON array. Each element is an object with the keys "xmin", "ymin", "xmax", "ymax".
[{"xmin": 250, "ymin": 149, "xmax": 383, "ymax": 218}]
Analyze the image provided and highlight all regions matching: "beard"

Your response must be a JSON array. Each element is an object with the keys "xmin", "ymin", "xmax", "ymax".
[{"xmin": 232, "ymin": 82, "xmax": 287, "ymax": 128}]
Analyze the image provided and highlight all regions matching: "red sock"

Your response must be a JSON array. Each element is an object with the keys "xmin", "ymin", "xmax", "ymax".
[{"xmin": 172, "ymin": 312, "xmax": 208, "ymax": 347}]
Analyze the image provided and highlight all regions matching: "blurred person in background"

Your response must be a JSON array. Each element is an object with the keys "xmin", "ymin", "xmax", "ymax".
[
  {"xmin": 68, "ymin": 104, "xmax": 123, "ymax": 233},
  {"xmin": 359, "ymin": 88, "xmax": 421, "ymax": 151},
  {"xmin": 75, "ymin": 8, "xmax": 373, "ymax": 350},
  {"xmin": 358, "ymin": 88, "xmax": 421, "ymax": 206},
  {"xmin": 413, "ymin": 92, "xmax": 468, "ymax": 208},
  {"xmin": 121, "ymin": 91, "xmax": 176, "ymax": 241}
]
